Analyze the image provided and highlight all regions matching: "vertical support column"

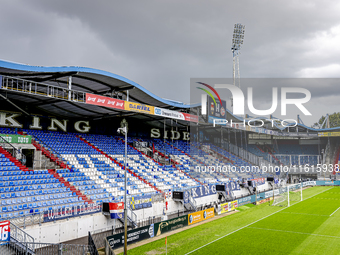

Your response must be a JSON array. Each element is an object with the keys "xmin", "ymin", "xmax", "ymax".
[
  {"xmin": 124, "ymin": 128, "xmax": 128, "ymax": 255},
  {"xmin": 68, "ymin": 76, "xmax": 72, "ymax": 101},
  {"xmin": 288, "ymin": 185, "xmax": 290, "ymax": 207}
]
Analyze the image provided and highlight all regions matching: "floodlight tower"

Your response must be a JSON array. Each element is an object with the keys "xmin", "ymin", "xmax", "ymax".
[{"xmin": 231, "ymin": 23, "xmax": 245, "ymax": 88}]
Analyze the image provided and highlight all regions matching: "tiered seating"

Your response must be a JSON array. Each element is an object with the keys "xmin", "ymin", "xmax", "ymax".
[
  {"xmin": 0, "ymin": 152, "xmax": 85, "ymax": 220},
  {"xmin": 81, "ymin": 134, "xmax": 199, "ymax": 191},
  {"xmin": 24, "ymin": 130, "xmax": 99, "ymax": 155},
  {"xmin": 246, "ymin": 145, "xmax": 269, "ymax": 158}
]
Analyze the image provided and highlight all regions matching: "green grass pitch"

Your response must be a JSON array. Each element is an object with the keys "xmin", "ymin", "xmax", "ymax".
[{"xmin": 120, "ymin": 186, "xmax": 340, "ymax": 255}]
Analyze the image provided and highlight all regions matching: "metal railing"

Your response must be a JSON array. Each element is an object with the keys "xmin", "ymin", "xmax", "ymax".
[
  {"xmin": 10, "ymin": 221, "xmax": 35, "ymax": 252},
  {"xmin": 127, "ymin": 208, "xmax": 137, "ymax": 226},
  {"xmin": 0, "ymin": 241, "xmax": 95, "ymax": 255},
  {"xmin": 275, "ymin": 154, "xmax": 320, "ymax": 166},
  {"xmin": 1, "ymin": 75, "xmax": 86, "ymax": 103},
  {"xmin": 31, "ymin": 138, "xmax": 68, "ymax": 168},
  {"xmin": 0, "ymin": 135, "xmax": 27, "ymax": 165}
]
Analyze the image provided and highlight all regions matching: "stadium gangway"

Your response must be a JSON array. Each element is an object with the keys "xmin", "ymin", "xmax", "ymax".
[
  {"xmin": 117, "ymin": 208, "xmax": 138, "ymax": 228},
  {"xmin": 1, "ymin": 75, "xmax": 86, "ymax": 103}
]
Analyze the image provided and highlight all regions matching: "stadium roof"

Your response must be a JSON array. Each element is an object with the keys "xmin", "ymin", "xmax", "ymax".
[
  {"xmin": 0, "ymin": 59, "xmax": 201, "ymax": 123},
  {"xmin": 1, "ymin": 59, "xmax": 340, "ymax": 134}
]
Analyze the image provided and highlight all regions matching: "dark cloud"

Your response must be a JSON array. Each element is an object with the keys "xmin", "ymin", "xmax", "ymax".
[{"xmin": 0, "ymin": 0, "xmax": 339, "ymax": 125}]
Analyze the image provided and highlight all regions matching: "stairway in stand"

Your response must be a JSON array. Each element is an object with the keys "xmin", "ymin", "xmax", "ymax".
[
  {"xmin": 31, "ymin": 140, "xmax": 71, "ymax": 170},
  {"xmin": 47, "ymin": 169, "xmax": 93, "ymax": 204},
  {"xmin": 0, "ymin": 146, "xmax": 30, "ymax": 171}
]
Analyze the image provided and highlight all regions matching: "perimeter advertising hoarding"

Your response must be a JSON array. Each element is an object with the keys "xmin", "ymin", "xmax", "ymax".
[
  {"xmin": 85, "ymin": 93, "xmax": 125, "ymax": 110},
  {"xmin": 154, "ymin": 215, "xmax": 188, "ymax": 236},
  {"xmin": 220, "ymin": 200, "xmax": 238, "ymax": 214},
  {"xmin": 188, "ymin": 208, "xmax": 214, "ymax": 225},
  {"xmin": 256, "ymin": 197, "xmax": 273, "ymax": 205},
  {"xmin": 106, "ymin": 224, "xmax": 154, "ymax": 249}
]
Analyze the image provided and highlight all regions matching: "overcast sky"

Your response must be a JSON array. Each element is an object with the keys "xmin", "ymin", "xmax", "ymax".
[{"xmin": 1, "ymin": 0, "xmax": 340, "ymax": 125}]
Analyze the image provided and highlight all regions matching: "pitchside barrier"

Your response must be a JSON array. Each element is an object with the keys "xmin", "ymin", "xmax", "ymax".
[
  {"xmin": 106, "ymin": 208, "xmax": 215, "ymax": 251},
  {"xmin": 236, "ymin": 181, "xmax": 339, "ymax": 206},
  {"xmin": 101, "ymin": 181, "xmax": 339, "ymax": 252}
]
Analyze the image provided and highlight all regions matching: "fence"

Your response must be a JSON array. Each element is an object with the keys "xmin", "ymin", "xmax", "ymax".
[{"xmin": 275, "ymin": 154, "xmax": 320, "ymax": 166}]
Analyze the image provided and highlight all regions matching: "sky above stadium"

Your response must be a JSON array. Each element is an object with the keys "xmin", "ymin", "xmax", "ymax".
[{"xmin": 1, "ymin": 0, "xmax": 340, "ymax": 126}]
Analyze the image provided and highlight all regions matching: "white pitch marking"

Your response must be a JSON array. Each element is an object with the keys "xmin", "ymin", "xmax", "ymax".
[
  {"xmin": 185, "ymin": 187, "xmax": 333, "ymax": 255},
  {"xmin": 330, "ymin": 206, "xmax": 340, "ymax": 216}
]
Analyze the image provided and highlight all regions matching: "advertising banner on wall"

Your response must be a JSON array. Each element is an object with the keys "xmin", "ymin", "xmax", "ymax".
[
  {"xmin": 106, "ymin": 224, "xmax": 155, "ymax": 249},
  {"xmin": 318, "ymin": 132, "xmax": 340, "ymax": 137},
  {"xmin": 124, "ymin": 102, "xmax": 155, "ymax": 115},
  {"xmin": 154, "ymin": 215, "xmax": 188, "ymax": 236},
  {"xmin": 44, "ymin": 204, "xmax": 101, "ymax": 222},
  {"xmin": 183, "ymin": 185, "xmax": 217, "ymax": 203},
  {"xmin": 85, "ymin": 93, "xmax": 199, "ymax": 123},
  {"xmin": 85, "ymin": 93, "xmax": 125, "ymax": 110},
  {"xmin": 188, "ymin": 208, "xmax": 214, "ymax": 225},
  {"xmin": 154, "ymin": 107, "xmax": 185, "ymax": 120},
  {"xmin": 0, "ymin": 134, "xmax": 31, "ymax": 144},
  {"xmin": 0, "ymin": 220, "xmax": 10, "ymax": 244},
  {"xmin": 130, "ymin": 195, "xmax": 152, "ymax": 210}
]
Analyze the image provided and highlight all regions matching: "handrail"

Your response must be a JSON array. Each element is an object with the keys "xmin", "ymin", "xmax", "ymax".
[
  {"xmin": 10, "ymin": 221, "xmax": 35, "ymax": 251},
  {"xmin": 0, "ymin": 135, "xmax": 27, "ymax": 165},
  {"xmin": 1, "ymin": 75, "xmax": 86, "ymax": 103},
  {"xmin": 31, "ymin": 137, "xmax": 68, "ymax": 167}
]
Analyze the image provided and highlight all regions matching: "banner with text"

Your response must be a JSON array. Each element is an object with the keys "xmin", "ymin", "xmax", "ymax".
[
  {"xmin": 0, "ymin": 220, "xmax": 10, "ymax": 244},
  {"xmin": 44, "ymin": 204, "xmax": 101, "ymax": 222},
  {"xmin": 188, "ymin": 208, "xmax": 214, "ymax": 225},
  {"xmin": 0, "ymin": 134, "xmax": 31, "ymax": 144},
  {"xmin": 125, "ymin": 102, "xmax": 155, "ymax": 115},
  {"xmin": 85, "ymin": 93, "xmax": 125, "ymax": 110},
  {"xmin": 154, "ymin": 215, "xmax": 188, "ymax": 236},
  {"xmin": 106, "ymin": 224, "xmax": 154, "ymax": 250}
]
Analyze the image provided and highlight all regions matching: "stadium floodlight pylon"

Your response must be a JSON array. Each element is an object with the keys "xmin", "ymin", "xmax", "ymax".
[
  {"xmin": 272, "ymin": 181, "xmax": 303, "ymax": 207},
  {"xmin": 231, "ymin": 23, "xmax": 245, "ymax": 89}
]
